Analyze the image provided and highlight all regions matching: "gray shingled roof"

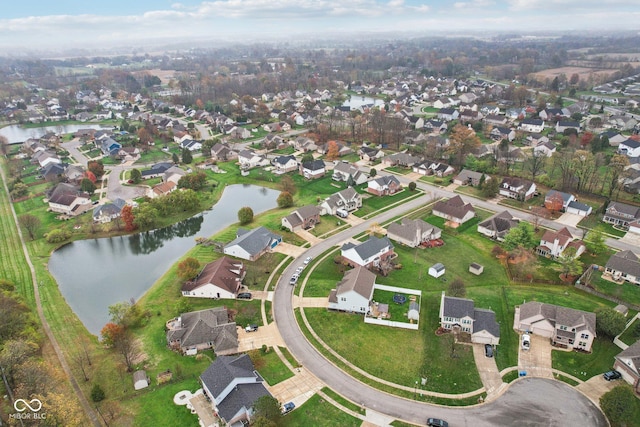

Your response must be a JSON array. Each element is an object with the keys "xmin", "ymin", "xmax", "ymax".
[
  {"xmin": 166, "ymin": 307, "xmax": 238, "ymax": 353},
  {"xmin": 302, "ymin": 159, "xmax": 325, "ymax": 171},
  {"xmin": 615, "ymin": 339, "xmax": 640, "ymax": 374},
  {"xmin": 433, "ymin": 195, "xmax": 475, "ymax": 221},
  {"xmin": 200, "ymin": 354, "xmax": 271, "ymax": 422},
  {"xmin": 478, "ymin": 210, "xmax": 519, "ymax": 235},
  {"xmin": 519, "ymin": 301, "xmax": 596, "ymax": 335},
  {"xmin": 387, "ymin": 218, "xmax": 440, "ymax": 242},
  {"xmin": 473, "ymin": 308, "xmax": 500, "ymax": 338},
  {"xmin": 546, "ymin": 190, "xmax": 573, "ymax": 204},
  {"xmin": 605, "ymin": 250, "xmax": 640, "ymax": 278},
  {"xmin": 225, "ymin": 227, "xmax": 282, "ymax": 257},
  {"xmin": 342, "ymin": 236, "xmax": 394, "ymax": 261},
  {"xmin": 335, "ymin": 267, "xmax": 376, "ymax": 299},
  {"xmin": 567, "ymin": 200, "xmax": 591, "ymax": 212},
  {"xmin": 442, "ymin": 295, "xmax": 474, "ymax": 318}
]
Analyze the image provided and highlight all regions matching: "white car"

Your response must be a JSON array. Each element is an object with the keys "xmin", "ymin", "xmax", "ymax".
[
  {"xmin": 303, "ymin": 256, "xmax": 313, "ymax": 265},
  {"xmin": 522, "ymin": 334, "xmax": 531, "ymax": 351}
]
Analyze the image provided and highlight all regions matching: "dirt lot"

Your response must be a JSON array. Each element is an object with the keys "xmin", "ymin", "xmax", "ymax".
[
  {"xmin": 531, "ymin": 66, "xmax": 617, "ymax": 81},
  {"xmin": 132, "ymin": 68, "xmax": 179, "ymax": 84}
]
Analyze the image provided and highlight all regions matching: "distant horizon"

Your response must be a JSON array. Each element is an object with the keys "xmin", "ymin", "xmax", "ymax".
[{"xmin": 1, "ymin": 0, "xmax": 639, "ymax": 55}]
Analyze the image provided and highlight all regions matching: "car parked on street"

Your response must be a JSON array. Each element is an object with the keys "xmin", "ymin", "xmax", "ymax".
[
  {"xmin": 303, "ymin": 256, "xmax": 313, "ymax": 265},
  {"xmin": 426, "ymin": 418, "xmax": 448, "ymax": 427},
  {"xmin": 603, "ymin": 370, "xmax": 622, "ymax": 381},
  {"xmin": 290, "ymin": 275, "xmax": 298, "ymax": 285},
  {"xmin": 237, "ymin": 292, "xmax": 252, "ymax": 299}
]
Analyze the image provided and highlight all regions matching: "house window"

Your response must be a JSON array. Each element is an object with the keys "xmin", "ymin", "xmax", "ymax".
[
  {"xmin": 340, "ymin": 297, "xmax": 346, "ymax": 302},
  {"xmin": 559, "ymin": 325, "xmax": 567, "ymax": 331},
  {"xmin": 580, "ymin": 333, "xmax": 589, "ymax": 339},
  {"xmin": 568, "ymin": 339, "xmax": 574, "ymax": 345},
  {"xmin": 579, "ymin": 342, "xmax": 586, "ymax": 347}
]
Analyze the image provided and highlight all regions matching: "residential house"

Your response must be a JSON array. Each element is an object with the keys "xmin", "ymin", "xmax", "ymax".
[
  {"xmin": 539, "ymin": 108, "xmax": 569, "ymax": 121},
  {"xmin": 166, "ymin": 307, "xmax": 238, "ymax": 356},
  {"xmin": 100, "ymin": 137, "xmax": 122, "ymax": 156},
  {"xmin": 453, "ymin": 169, "xmax": 487, "ymax": 187},
  {"xmin": 613, "ymin": 339, "xmax": 640, "ymax": 388},
  {"xmin": 477, "ymin": 210, "xmax": 519, "ymax": 241},
  {"xmin": 459, "ymin": 110, "xmax": 483, "ymax": 123},
  {"xmin": 141, "ymin": 162, "xmax": 173, "ymax": 179},
  {"xmin": 514, "ymin": 301, "xmax": 596, "ymax": 352},
  {"xmin": 618, "ymin": 138, "xmax": 640, "ymax": 159},
  {"xmin": 147, "ymin": 181, "xmax": 177, "ymax": 199},
  {"xmin": 47, "ymin": 183, "xmax": 92, "ymax": 216},
  {"xmin": 430, "ymin": 162, "xmax": 455, "ymax": 177},
  {"xmin": 181, "ymin": 257, "xmax": 246, "ymax": 299},
  {"xmin": 387, "ymin": 218, "xmax": 442, "ymax": 248},
  {"xmin": 519, "ymin": 118, "xmax": 544, "ymax": 133},
  {"xmin": 424, "ymin": 119, "xmax": 448, "ymax": 133},
  {"xmin": 211, "ymin": 143, "xmax": 238, "ymax": 161},
  {"xmin": 223, "ymin": 227, "xmax": 282, "ymax": 261},
  {"xmin": 490, "ymin": 126, "xmax": 516, "ymax": 142},
  {"xmin": 484, "ymin": 114, "xmax": 508, "ymax": 127},
  {"xmin": 327, "ymin": 267, "xmax": 376, "ymax": 314},
  {"xmin": 533, "ymin": 141, "xmax": 557, "ymax": 157},
  {"xmin": 199, "ymin": 354, "xmax": 272, "ymax": 426},
  {"xmin": 604, "ymin": 250, "xmax": 640, "ymax": 286},
  {"xmin": 33, "ymin": 150, "xmax": 61, "ymax": 168},
  {"xmin": 180, "ymin": 139, "xmax": 202, "ymax": 152},
  {"xmin": 544, "ymin": 190, "xmax": 575, "ymax": 211},
  {"xmin": 609, "ymin": 115, "xmax": 638, "ymax": 131},
  {"xmin": 599, "ymin": 130, "xmax": 627, "ymax": 147},
  {"xmin": 437, "ymin": 108, "xmax": 459, "ymax": 121},
  {"xmin": 603, "ymin": 201, "xmax": 640, "ymax": 229},
  {"xmin": 341, "ymin": 236, "xmax": 395, "ymax": 269},
  {"xmin": 536, "ymin": 227, "xmax": 586, "ymax": 259},
  {"xmin": 163, "ymin": 166, "xmax": 187, "ymax": 185},
  {"xmin": 566, "ymin": 200, "xmax": 592, "ymax": 217},
  {"xmin": 317, "ymin": 141, "xmax": 353, "ymax": 157},
  {"xmin": 332, "ymin": 162, "xmax": 367, "ymax": 184},
  {"xmin": 439, "ymin": 292, "xmax": 500, "ymax": 345},
  {"xmin": 499, "ymin": 177, "xmax": 537, "ymax": 201},
  {"xmin": 92, "ymin": 198, "xmax": 126, "ymax": 223},
  {"xmin": 292, "ymin": 136, "xmax": 318, "ymax": 152},
  {"xmin": 281, "ymin": 205, "xmax": 321, "ymax": 232},
  {"xmin": 41, "ymin": 162, "xmax": 66, "ymax": 182},
  {"xmin": 320, "ymin": 187, "xmax": 363, "ymax": 215},
  {"xmin": 432, "ymin": 195, "xmax": 476, "ymax": 226},
  {"xmin": 238, "ymin": 149, "xmax": 269, "ymax": 169},
  {"xmin": 359, "ymin": 146, "xmax": 384, "ymax": 162},
  {"xmin": 382, "ymin": 152, "xmax": 421, "ymax": 168},
  {"xmin": 117, "ymin": 146, "xmax": 140, "ymax": 161},
  {"xmin": 367, "ymin": 175, "xmax": 402, "ymax": 196},
  {"xmin": 272, "ymin": 155, "xmax": 298, "ymax": 174},
  {"xmin": 525, "ymin": 133, "xmax": 549, "ymax": 147},
  {"xmin": 299, "ymin": 160, "xmax": 325, "ymax": 179},
  {"xmin": 556, "ymin": 121, "xmax": 581, "ymax": 133}
]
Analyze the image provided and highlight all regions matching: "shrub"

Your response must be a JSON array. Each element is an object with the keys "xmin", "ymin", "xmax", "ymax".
[
  {"xmin": 238, "ymin": 207, "xmax": 254, "ymax": 225},
  {"xmin": 408, "ymin": 181, "xmax": 417, "ymax": 191},
  {"xmin": 45, "ymin": 228, "xmax": 71, "ymax": 244},
  {"xmin": 91, "ymin": 384, "xmax": 105, "ymax": 402}
]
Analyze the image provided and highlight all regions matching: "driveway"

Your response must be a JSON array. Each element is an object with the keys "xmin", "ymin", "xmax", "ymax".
[
  {"xmin": 556, "ymin": 212, "xmax": 584, "ymax": 228},
  {"xmin": 273, "ymin": 242, "xmax": 305, "ymax": 258},
  {"xmin": 472, "ymin": 343, "xmax": 504, "ymax": 398},
  {"xmin": 518, "ymin": 334, "xmax": 553, "ymax": 379},
  {"xmin": 294, "ymin": 229, "xmax": 322, "ymax": 245},
  {"xmin": 236, "ymin": 323, "xmax": 285, "ymax": 353},
  {"xmin": 267, "ymin": 367, "xmax": 323, "ymax": 410},
  {"xmin": 576, "ymin": 375, "xmax": 619, "ymax": 405}
]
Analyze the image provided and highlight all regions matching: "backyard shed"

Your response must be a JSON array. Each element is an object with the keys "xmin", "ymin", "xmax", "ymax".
[
  {"xmin": 133, "ymin": 370, "xmax": 150, "ymax": 390},
  {"xmin": 429, "ymin": 263, "xmax": 446, "ymax": 278},
  {"xmin": 469, "ymin": 263, "xmax": 484, "ymax": 275},
  {"xmin": 408, "ymin": 301, "xmax": 420, "ymax": 321}
]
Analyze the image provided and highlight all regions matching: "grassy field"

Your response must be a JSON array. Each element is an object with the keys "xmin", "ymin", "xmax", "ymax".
[
  {"xmin": 551, "ymin": 338, "xmax": 621, "ymax": 379},
  {"xmin": 617, "ymin": 318, "xmax": 640, "ymax": 346},
  {"xmin": 589, "ymin": 271, "xmax": 640, "ymax": 308},
  {"xmin": 248, "ymin": 348, "xmax": 294, "ymax": 386},
  {"xmin": 281, "ymin": 393, "xmax": 361, "ymax": 427}
]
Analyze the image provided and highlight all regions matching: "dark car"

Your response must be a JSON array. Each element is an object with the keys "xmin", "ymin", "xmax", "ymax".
[
  {"xmin": 282, "ymin": 402, "xmax": 295, "ymax": 415},
  {"xmin": 237, "ymin": 292, "xmax": 252, "ymax": 299},
  {"xmin": 427, "ymin": 418, "xmax": 448, "ymax": 427},
  {"xmin": 485, "ymin": 344, "xmax": 494, "ymax": 358},
  {"xmin": 603, "ymin": 370, "xmax": 622, "ymax": 381}
]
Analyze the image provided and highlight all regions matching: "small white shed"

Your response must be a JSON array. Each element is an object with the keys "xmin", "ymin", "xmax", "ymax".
[
  {"xmin": 429, "ymin": 263, "xmax": 445, "ymax": 278},
  {"xmin": 133, "ymin": 370, "xmax": 150, "ymax": 390},
  {"xmin": 408, "ymin": 301, "xmax": 420, "ymax": 321},
  {"xmin": 469, "ymin": 263, "xmax": 484, "ymax": 276}
]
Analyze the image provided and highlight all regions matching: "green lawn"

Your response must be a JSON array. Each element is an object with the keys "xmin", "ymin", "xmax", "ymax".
[
  {"xmin": 589, "ymin": 271, "xmax": 640, "ymax": 308},
  {"xmin": 551, "ymin": 338, "xmax": 621, "ymax": 379},
  {"xmin": 281, "ymin": 393, "xmax": 361, "ymax": 427},
  {"xmin": 309, "ymin": 217, "xmax": 348, "ymax": 237},
  {"xmin": 124, "ymin": 378, "xmax": 201, "ymax": 427},
  {"xmin": 321, "ymin": 387, "xmax": 366, "ymax": 415},
  {"xmin": 618, "ymin": 318, "xmax": 640, "ymax": 346},
  {"xmin": 579, "ymin": 217, "xmax": 626, "ymax": 238},
  {"xmin": 385, "ymin": 166, "xmax": 412, "ymax": 175},
  {"xmin": 354, "ymin": 189, "xmax": 422, "ymax": 218},
  {"xmin": 248, "ymin": 348, "xmax": 294, "ymax": 386}
]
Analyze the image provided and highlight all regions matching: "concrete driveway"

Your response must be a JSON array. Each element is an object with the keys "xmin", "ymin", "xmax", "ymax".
[
  {"xmin": 267, "ymin": 367, "xmax": 323, "ymax": 409},
  {"xmin": 518, "ymin": 334, "xmax": 553, "ymax": 379},
  {"xmin": 236, "ymin": 323, "xmax": 285, "ymax": 352},
  {"xmin": 472, "ymin": 343, "xmax": 504, "ymax": 397},
  {"xmin": 273, "ymin": 242, "xmax": 305, "ymax": 258},
  {"xmin": 576, "ymin": 375, "xmax": 619, "ymax": 405},
  {"xmin": 557, "ymin": 212, "xmax": 584, "ymax": 227}
]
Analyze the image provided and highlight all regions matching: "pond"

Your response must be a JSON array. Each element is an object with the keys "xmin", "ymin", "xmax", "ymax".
[
  {"xmin": 48, "ymin": 184, "xmax": 279, "ymax": 335},
  {"xmin": 0, "ymin": 123, "xmax": 112, "ymax": 144},
  {"xmin": 341, "ymin": 95, "xmax": 385, "ymax": 110}
]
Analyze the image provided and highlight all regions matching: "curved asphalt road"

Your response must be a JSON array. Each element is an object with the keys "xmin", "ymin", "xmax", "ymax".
[{"xmin": 273, "ymin": 192, "xmax": 607, "ymax": 426}]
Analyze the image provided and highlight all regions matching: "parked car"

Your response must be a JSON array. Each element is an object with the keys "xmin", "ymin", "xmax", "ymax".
[
  {"xmin": 303, "ymin": 256, "xmax": 313, "ymax": 265},
  {"xmin": 289, "ymin": 275, "xmax": 298, "ymax": 285},
  {"xmin": 282, "ymin": 402, "xmax": 295, "ymax": 415},
  {"xmin": 522, "ymin": 334, "xmax": 531, "ymax": 351},
  {"xmin": 603, "ymin": 370, "xmax": 622, "ymax": 381},
  {"xmin": 237, "ymin": 292, "xmax": 252, "ymax": 299},
  {"xmin": 426, "ymin": 418, "xmax": 448, "ymax": 427},
  {"xmin": 295, "ymin": 266, "xmax": 304, "ymax": 274},
  {"xmin": 245, "ymin": 324, "xmax": 258, "ymax": 332},
  {"xmin": 336, "ymin": 208, "xmax": 349, "ymax": 218},
  {"xmin": 484, "ymin": 344, "xmax": 494, "ymax": 358}
]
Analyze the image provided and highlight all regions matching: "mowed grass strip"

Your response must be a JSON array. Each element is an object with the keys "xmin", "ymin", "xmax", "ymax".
[{"xmin": 281, "ymin": 393, "xmax": 361, "ymax": 427}]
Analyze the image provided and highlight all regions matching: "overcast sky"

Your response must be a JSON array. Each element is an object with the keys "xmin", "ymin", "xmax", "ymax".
[{"xmin": 1, "ymin": 0, "xmax": 639, "ymax": 53}]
